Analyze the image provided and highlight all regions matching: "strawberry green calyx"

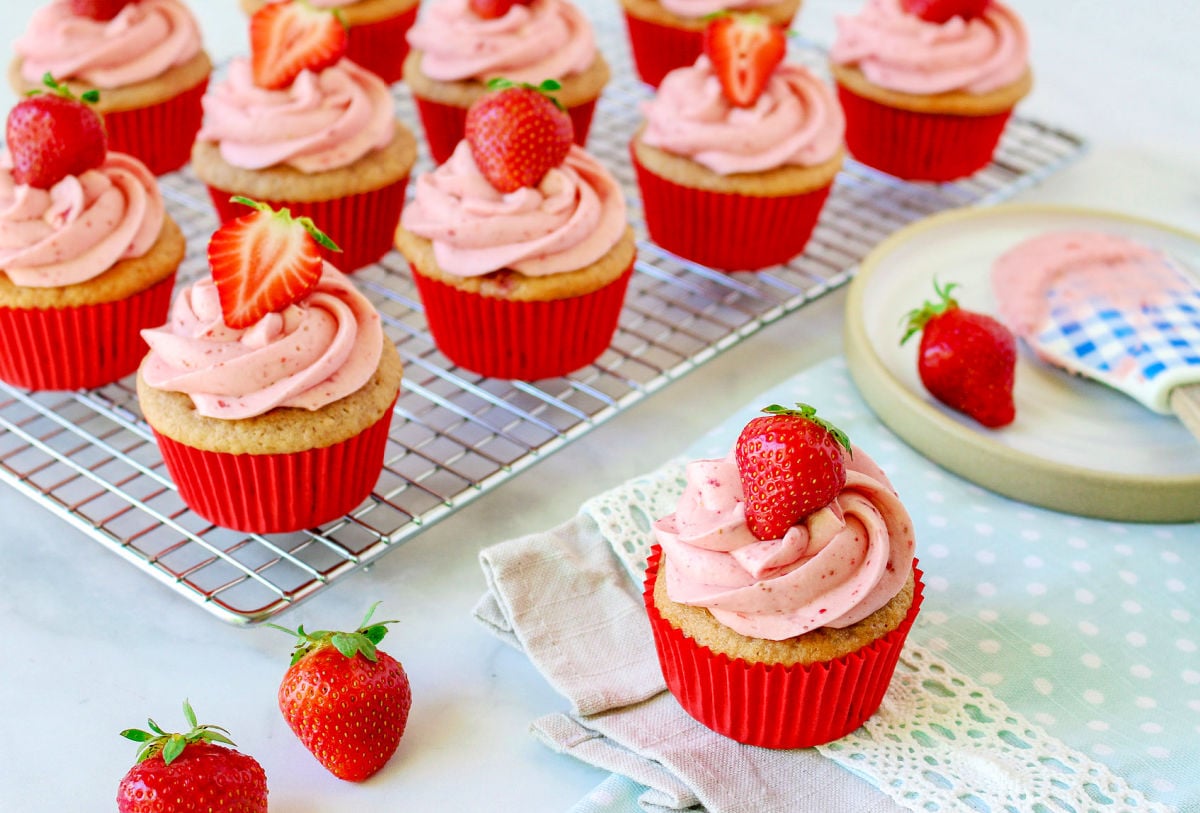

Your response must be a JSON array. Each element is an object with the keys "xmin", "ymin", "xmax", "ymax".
[
  {"xmin": 268, "ymin": 601, "xmax": 398, "ymax": 667},
  {"xmin": 228, "ymin": 196, "xmax": 342, "ymax": 253},
  {"xmin": 485, "ymin": 76, "xmax": 565, "ymax": 110},
  {"xmin": 901, "ymin": 278, "xmax": 959, "ymax": 345},
  {"xmin": 120, "ymin": 700, "xmax": 238, "ymax": 765},
  {"xmin": 29, "ymin": 72, "xmax": 100, "ymax": 105},
  {"xmin": 759, "ymin": 402, "xmax": 852, "ymax": 455}
]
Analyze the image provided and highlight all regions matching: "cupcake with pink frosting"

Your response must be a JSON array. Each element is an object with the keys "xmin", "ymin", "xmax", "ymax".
[
  {"xmin": 239, "ymin": 0, "xmax": 421, "ymax": 85},
  {"xmin": 402, "ymin": 0, "xmax": 610, "ymax": 164},
  {"xmin": 9, "ymin": 0, "xmax": 212, "ymax": 176},
  {"xmin": 632, "ymin": 14, "xmax": 844, "ymax": 271},
  {"xmin": 829, "ymin": 0, "xmax": 1033, "ymax": 181},
  {"xmin": 645, "ymin": 405, "xmax": 922, "ymax": 748},
  {"xmin": 620, "ymin": 0, "xmax": 800, "ymax": 87},
  {"xmin": 137, "ymin": 202, "xmax": 404, "ymax": 534},
  {"xmin": 191, "ymin": 0, "xmax": 418, "ymax": 272}
]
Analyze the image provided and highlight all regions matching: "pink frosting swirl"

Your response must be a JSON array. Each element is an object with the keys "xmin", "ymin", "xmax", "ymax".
[
  {"xmin": 0, "ymin": 152, "xmax": 164, "ymax": 288},
  {"xmin": 15, "ymin": 0, "xmax": 202, "ymax": 88},
  {"xmin": 407, "ymin": 0, "xmax": 596, "ymax": 84},
  {"xmin": 307, "ymin": 0, "xmax": 367, "ymax": 6},
  {"xmin": 653, "ymin": 447, "xmax": 915, "ymax": 641},
  {"xmin": 197, "ymin": 58, "xmax": 396, "ymax": 173},
  {"xmin": 658, "ymin": 0, "xmax": 774, "ymax": 21},
  {"xmin": 640, "ymin": 58, "xmax": 844, "ymax": 175},
  {"xmin": 140, "ymin": 266, "xmax": 384, "ymax": 420},
  {"xmin": 400, "ymin": 142, "xmax": 627, "ymax": 277},
  {"xmin": 830, "ymin": 0, "xmax": 1029, "ymax": 95}
]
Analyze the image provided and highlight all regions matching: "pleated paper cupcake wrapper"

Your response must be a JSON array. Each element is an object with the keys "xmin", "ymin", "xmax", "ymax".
[
  {"xmin": 344, "ymin": 5, "xmax": 420, "ymax": 85},
  {"xmin": 622, "ymin": 12, "xmax": 703, "ymax": 87},
  {"xmin": 206, "ymin": 177, "xmax": 409, "ymax": 273},
  {"xmin": 412, "ymin": 96, "xmax": 600, "ymax": 165},
  {"xmin": 0, "ymin": 271, "xmax": 176, "ymax": 391},
  {"xmin": 152, "ymin": 397, "xmax": 396, "ymax": 534},
  {"xmin": 836, "ymin": 84, "xmax": 1014, "ymax": 182},
  {"xmin": 643, "ymin": 545, "xmax": 925, "ymax": 749},
  {"xmin": 632, "ymin": 151, "xmax": 832, "ymax": 271},
  {"xmin": 103, "ymin": 78, "xmax": 209, "ymax": 176},
  {"xmin": 412, "ymin": 265, "xmax": 633, "ymax": 380}
]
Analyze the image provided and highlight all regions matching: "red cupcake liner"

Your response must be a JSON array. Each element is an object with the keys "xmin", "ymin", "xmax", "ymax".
[
  {"xmin": 102, "ymin": 77, "xmax": 209, "ymax": 176},
  {"xmin": 622, "ymin": 11, "xmax": 703, "ymax": 87},
  {"xmin": 413, "ymin": 96, "xmax": 600, "ymax": 165},
  {"xmin": 345, "ymin": 5, "xmax": 420, "ymax": 84},
  {"xmin": 412, "ymin": 264, "xmax": 633, "ymax": 379},
  {"xmin": 643, "ymin": 545, "xmax": 925, "ymax": 749},
  {"xmin": 632, "ymin": 148, "xmax": 833, "ymax": 271},
  {"xmin": 152, "ymin": 396, "xmax": 396, "ymax": 534},
  {"xmin": 206, "ymin": 176, "xmax": 409, "ymax": 272},
  {"xmin": 0, "ymin": 271, "xmax": 176, "ymax": 391},
  {"xmin": 836, "ymin": 83, "xmax": 1014, "ymax": 182}
]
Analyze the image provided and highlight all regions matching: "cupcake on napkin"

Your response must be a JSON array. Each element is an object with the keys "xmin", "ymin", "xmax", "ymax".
[
  {"xmin": 645, "ymin": 403, "xmax": 921, "ymax": 748},
  {"xmin": 9, "ymin": 0, "xmax": 212, "ymax": 176},
  {"xmin": 137, "ymin": 199, "xmax": 403, "ymax": 534},
  {"xmin": 403, "ymin": 0, "xmax": 609, "ymax": 164},
  {"xmin": 395, "ymin": 80, "xmax": 635, "ymax": 380},
  {"xmin": 191, "ymin": 0, "xmax": 418, "ymax": 272},
  {"xmin": 632, "ymin": 13, "xmax": 844, "ymax": 271},
  {"xmin": 239, "ymin": 0, "xmax": 421, "ymax": 85},
  {"xmin": 829, "ymin": 0, "xmax": 1033, "ymax": 181},
  {"xmin": 0, "ymin": 79, "xmax": 184, "ymax": 391}
]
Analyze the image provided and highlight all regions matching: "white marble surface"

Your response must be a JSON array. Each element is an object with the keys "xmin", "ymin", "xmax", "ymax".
[{"xmin": 1, "ymin": 1, "xmax": 1198, "ymax": 810}]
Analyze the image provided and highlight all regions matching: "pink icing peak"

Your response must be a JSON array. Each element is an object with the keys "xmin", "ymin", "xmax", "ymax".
[
  {"xmin": 399, "ymin": 142, "xmax": 627, "ymax": 278},
  {"xmin": 0, "ymin": 151, "xmax": 164, "ymax": 288},
  {"xmin": 140, "ymin": 265, "xmax": 385, "ymax": 420},
  {"xmin": 830, "ymin": 0, "xmax": 1029, "ymax": 95},
  {"xmin": 653, "ymin": 447, "xmax": 915, "ymax": 640},
  {"xmin": 641, "ymin": 57, "xmax": 844, "ymax": 175},
  {"xmin": 407, "ymin": 0, "xmax": 597, "ymax": 84},
  {"xmin": 658, "ymin": 0, "xmax": 776, "ymax": 21},
  {"xmin": 15, "ymin": 0, "xmax": 203, "ymax": 89}
]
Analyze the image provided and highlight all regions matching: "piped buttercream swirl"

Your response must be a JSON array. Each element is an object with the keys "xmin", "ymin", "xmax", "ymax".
[{"xmin": 658, "ymin": 0, "xmax": 775, "ymax": 21}]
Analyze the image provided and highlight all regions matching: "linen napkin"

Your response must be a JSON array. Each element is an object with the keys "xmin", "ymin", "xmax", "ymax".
[{"xmin": 475, "ymin": 510, "xmax": 905, "ymax": 813}]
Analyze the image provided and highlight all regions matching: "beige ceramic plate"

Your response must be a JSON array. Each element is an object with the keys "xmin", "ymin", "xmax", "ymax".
[{"xmin": 844, "ymin": 203, "xmax": 1200, "ymax": 523}]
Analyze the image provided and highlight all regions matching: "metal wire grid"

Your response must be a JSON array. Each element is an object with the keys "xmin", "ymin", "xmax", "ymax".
[{"xmin": 0, "ymin": 22, "xmax": 1086, "ymax": 625}]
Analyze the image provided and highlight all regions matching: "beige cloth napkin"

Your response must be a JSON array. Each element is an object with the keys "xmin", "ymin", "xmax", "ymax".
[{"xmin": 475, "ymin": 512, "xmax": 906, "ymax": 813}]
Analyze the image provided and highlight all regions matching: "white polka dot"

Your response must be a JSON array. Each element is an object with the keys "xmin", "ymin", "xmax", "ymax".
[
  {"xmin": 1147, "ymin": 746, "xmax": 1171, "ymax": 759},
  {"xmin": 1083, "ymin": 690, "xmax": 1105, "ymax": 705},
  {"xmin": 1172, "ymin": 609, "xmax": 1192, "ymax": 623},
  {"xmin": 1033, "ymin": 712, "xmax": 1056, "ymax": 726},
  {"xmin": 1087, "ymin": 718, "xmax": 1110, "ymax": 731},
  {"xmin": 1034, "ymin": 678, "xmax": 1054, "ymax": 695},
  {"xmin": 1183, "ymin": 670, "xmax": 1200, "ymax": 685},
  {"xmin": 1152, "ymin": 779, "xmax": 1177, "ymax": 794},
  {"xmin": 1131, "ymin": 665, "xmax": 1153, "ymax": 679},
  {"xmin": 925, "ymin": 611, "xmax": 948, "ymax": 626},
  {"xmin": 1093, "ymin": 743, "xmax": 1114, "ymax": 757},
  {"xmin": 1028, "ymin": 612, "xmax": 1050, "ymax": 626},
  {"xmin": 979, "ymin": 639, "xmax": 1002, "ymax": 654},
  {"xmin": 927, "ymin": 575, "xmax": 949, "ymax": 592},
  {"xmin": 979, "ymin": 672, "xmax": 1003, "ymax": 686},
  {"xmin": 977, "ymin": 582, "xmax": 997, "ymax": 598},
  {"xmin": 926, "ymin": 637, "xmax": 950, "ymax": 652},
  {"xmin": 1081, "ymin": 654, "xmax": 1102, "ymax": 669},
  {"xmin": 979, "ymin": 609, "xmax": 998, "ymax": 623},
  {"xmin": 1114, "ymin": 544, "xmax": 1134, "ymax": 556},
  {"xmin": 1072, "ymin": 561, "xmax": 1093, "ymax": 574},
  {"xmin": 1167, "ymin": 579, "xmax": 1186, "ymax": 593},
  {"xmin": 975, "ymin": 550, "xmax": 996, "ymax": 565},
  {"xmin": 1177, "ymin": 639, "xmax": 1198, "ymax": 654},
  {"xmin": 1067, "ymin": 536, "xmax": 1088, "ymax": 549},
  {"xmin": 1027, "ymin": 582, "xmax": 1047, "ymax": 597},
  {"xmin": 974, "ymin": 523, "xmax": 995, "ymax": 536},
  {"xmin": 1019, "ymin": 528, "xmax": 1040, "ymax": 541},
  {"xmin": 1031, "ymin": 643, "xmax": 1053, "ymax": 657},
  {"xmin": 1153, "ymin": 528, "xmax": 1175, "ymax": 540},
  {"xmin": 1079, "ymin": 621, "xmax": 1099, "ymax": 636},
  {"xmin": 1162, "ymin": 550, "xmax": 1182, "ymax": 564},
  {"xmin": 1075, "ymin": 588, "xmax": 1096, "ymax": 605},
  {"xmin": 927, "ymin": 491, "xmax": 946, "ymax": 504},
  {"xmin": 1126, "ymin": 631, "xmax": 1147, "ymax": 647},
  {"xmin": 1121, "ymin": 600, "xmax": 1143, "ymax": 614},
  {"xmin": 928, "ymin": 515, "xmax": 948, "ymax": 528},
  {"xmin": 1118, "ymin": 570, "xmax": 1137, "ymax": 585},
  {"xmin": 928, "ymin": 543, "xmax": 950, "ymax": 559},
  {"xmin": 1136, "ymin": 698, "xmax": 1158, "ymax": 711},
  {"xmin": 1188, "ymin": 700, "xmax": 1200, "ymax": 712},
  {"xmin": 1023, "ymin": 555, "xmax": 1044, "ymax": 569}
]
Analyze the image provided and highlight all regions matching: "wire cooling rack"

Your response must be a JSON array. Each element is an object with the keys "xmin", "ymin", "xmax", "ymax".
[{"xmin": 0, "ymin": 20, "xmax": 1086, "ymax": 624}]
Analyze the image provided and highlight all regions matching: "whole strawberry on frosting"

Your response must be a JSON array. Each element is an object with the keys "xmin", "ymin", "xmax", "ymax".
[
  {"xmin": 734, "ymin": 403, "xmax": 852, "ymax": 541},
  {"xmin": 464, "ymin": 78, "xmax": 575, "ymax": 193},
  {"xmin": 5, "ymin": 74, "xmax": 106, "ymax": 189},
  {"xmin": 249, "ymin": 0, "xmax": 350, "ymax": 90},
  {"xmin": 900, "ymin": 0, "xmax": 991, "ymax": 24},
  {"xmin": 468, "ymin": 0, "xmax": 532, "ymax": 20},
  {"xmin": 69, "ymin": 0, "xmax": 135, "ymax": 21},
  {"xmin": 702, "ymin": 13, "xmax": 788, "ymax": 108}
]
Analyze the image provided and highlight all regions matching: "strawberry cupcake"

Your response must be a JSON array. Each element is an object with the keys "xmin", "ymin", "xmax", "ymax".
[
  {"xmin": 137, "ymin": 200, "xmax": 403, "ymax": 534},
  {"xmin": 829, "ymin": 0, "xmax": 1033, "ymax": 181},
  {"xmin": 0, "ymin": 82, "xmax": 183, "ymax": 390},
  {"xmin": 645, "ymin": 404, "xmax": 922, "ymax": 748},
  {"xmin": 632, "ymin": 14, "xmax": 844, "ymax": 271},
  {"xmin": 191, "ymin": 1, "xmax": 418, "ymax": 273},
  {"xmin": 239, "ymin": 0, "xmax": 421, "ymax": 85},
  {"xmin": 10, "ymin": 0, "xmax": 212, "ymax": 176},
  {"xmin": 403, "ymin": 0, "xmax": 609, "ymax": 163},
  {"xmin": 620, "ymin": 0, "xmax": 800, "ymax": 87},
  {"xmin": 394, "ymin": 82, "xmax": 635, "ymax": 380}
]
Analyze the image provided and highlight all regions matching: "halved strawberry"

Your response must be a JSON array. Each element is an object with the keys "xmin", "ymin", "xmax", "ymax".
[
  {"xmin": 250, "ymin": 0, "xmax": 349, "ymax": 91},
  {"xmin": 464, "ymin": 78, "xmax": 574, "ymax": 193},
  {"xmin": 207, "ymin": 198, "xmax": 340, "ymax": 329},
  {"xmin": 702, "ymin": 13, "xmax": 787, "ymax": 108},
  {"xmin": 900, "ymin": 0, "xmax": 990, "ymax": 23},
  {"xmin": 69, "ymin": 0, "xmax": 132, "ymax": 20},
  {"xmin": 5, "ymin": 74, "xmax": 106, "ymax": 189}
]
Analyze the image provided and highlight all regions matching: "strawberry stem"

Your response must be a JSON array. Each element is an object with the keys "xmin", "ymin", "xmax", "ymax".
[
  {"xmin": 267, "ymin": 601, "xmax": 399, "ymax": 666},
  {"xmin": 28, "ymin": 72, "xmax": 100, "ymax": 105},
  {"xmin": 759, "ymin": 403, "xmax": 852, "ymax": 455},
  {"xmin": 228, "ymin": 196, "xmax": 342, "ymax": 253},
  {"xmin": 484, "ymin": 77, "xmax": 566, "ymax": 110},
  {"xmin": 900, "ymin": 278, "xmax": 959, "ymax": 345},
  {"xmin": 120, "ymin": 700, "xmax": 238, "ymax": 765}
]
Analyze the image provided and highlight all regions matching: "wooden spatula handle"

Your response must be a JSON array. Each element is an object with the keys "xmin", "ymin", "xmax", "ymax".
[{"xmin": 1169, "ymin": 383, "xmax": 1200, "ymax": 444}]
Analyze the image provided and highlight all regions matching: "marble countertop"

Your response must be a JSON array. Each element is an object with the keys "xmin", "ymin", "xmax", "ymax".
[{"xmin": 2, "ymin": 1, "xmax": 1198, "ymax": 810}]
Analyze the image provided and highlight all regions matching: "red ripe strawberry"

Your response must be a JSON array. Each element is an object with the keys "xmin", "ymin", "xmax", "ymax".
[
  {"xmin": 208, "ymin": 197, "xmax": 338, "ymax": 329},
  {"xmin": 702, "ymin": 13, "xmax": 787, "ymax": 108},
  {"xmin": 69, "ymin": 0, "xmax": 133, "ymax": 21},
  {"xmin": 900, "ymin": 0, "xmax": 990, "ymax": 24},
  {"xmin": 464, "ymin": 78, "xmax": 574, "ymax": 193},
  {"xmin": 901, "ymin": 279, "xmax": 1017, "ymax": 428},
  {"xmin": 5, "ymin": 74, "xmax": 106, "ymax": 189},
  {"xmin": 270, "ymin": 602, "xmax": 413, "ymax": 782},
  {"xmin": 734, "ymin": 403, "xmax": 851, "ymax": 540},
  {"xmin": 116, "ymin": 700, "xmax": 268, "ymax": 813},
  {"xmin": 250, "ymin": 0, "xmax": 349, "ymax": 90},
  {"xmin": 469, "ymin": 0, "xmax": 517, "ymax": 19}
]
